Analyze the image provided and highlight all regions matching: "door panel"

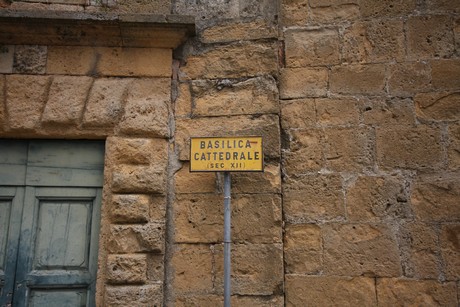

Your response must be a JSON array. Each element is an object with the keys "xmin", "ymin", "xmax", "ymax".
[{"xmin": 29, "ymin": 289, "xmax": 87, "ymax": 307}]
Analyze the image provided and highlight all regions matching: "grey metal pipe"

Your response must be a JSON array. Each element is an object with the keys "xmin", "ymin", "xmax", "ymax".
[{"xmin": 223, "ymin": 171, "xmax": 231, "ymax": 307}]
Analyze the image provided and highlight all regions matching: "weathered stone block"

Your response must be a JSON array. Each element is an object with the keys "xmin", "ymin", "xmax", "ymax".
[
  {"xmin": 431, "ymin": 59, "xmax": 460, "ymax": 90},
  {"xmin": 146, "ymin": 253, "xmax": 165, "ymax": 282},
  {"xmin": 117, "ymin": 0, "xmax": 170, "ymax": 14},
  {"xmin": 171, "ymin": 244, "xmax": 213, "ymax": 294},
  {"xmin": 173, "ymin": 0, "xmax": 239, "ymax": 21},
  {"xmin": 150, "ymin": 196, "xmax": 167, "ymax": 222},
  {"xmin": 388, "ymin": 61, "xmax": 431, "ymax": 97},
  {"xmin": 47, "ymin": 46, "xmax": 96, "ymax": 75},
  {"xmin": 415, "ymin": 92, "xmax": 460, "ymax": 121},
  {"xmin": 323, "ymin": 223, "xmax": 402, "ymax": 276},
  {"xmin": 330, "ymin": 64, "xmax": 386, "ymax": 95},
  {"xmin": 448, "ymin": 124, "xmax": 460, "ymax": 170},
  {"xmin": 281, "ymin": 0, "xmax": 308, "ymax": 27},
  {"xmin": 5, "ymin": 75, "xmax": 50, "ymax": 131},
  {"xmin": 107, "ymin": 254, "xmax": 148, "ymax": 284},
  {"xmin": 440, "ymin": 224, "xmax": 460, "ymax": 280},
  {"xmin": 181, "ymin": 42, "xmax": 277, "ymax": 79},
  {"xmin": 283, "ymin": 129, "xmax": 324, "ymax": 175},
  {"xmin": 347, "ymin": 175, "xmax": 410, "ymax": 222},
  {"xmin": 175, "ymin": 114, "xmax": 280, "ymax": 160},
  {"xmin": 175, "ymin": 295, "xmax": 283, "ymax": 307},
  {"xmin": 110, "ymin": 194, "xmax": 150, "ymax": 223},
  {"xmin": 280, "ymin": 98, "xmax": 316, "ymax": 130},
  {"xmin": 13, "ymin": 45, "xmax": 46, "ymax": 74},
  {"xmin": 359, "ymin": 0, "xmax": 416, "ymax": 17},
  {"xmin": 323, "ymin": 127, "xmax": 374, "ymax": 172},
  {"xmin": 284, "ymin": 224, "xmax": 322, "ymax": 274},
  {"xmin": 107, "ymin": 223, "xmax": 165, "ymax": 254},
  {"xmin": 285, "ymin": 275, "xmax": 377, "ymax": 306},
  {"xmin": 83, "ymin": 78, "xmax": 131, "ymax": 128},
  {"xmin": 111, "ymin": 165, "xmax": 166, "ymax": 194},
  {"xmin": 424, "ymin": 0, "xmax": 460, "ymax": 13},
  {"xmin": 175, "ymin": 82, "xmax": 192, "ymax": 118},
  {"xmin": 0, "ymin": 45, "xmax": 13, "ymax": 73},
  {"xmin": 310, "ymin": 4, "xmax": 360, "ymax": 24},
  {"xmin": 118, "ymin": 78, "xmax": 170, "ymax": 137},
  {"xmin": 106, "ymin": 137, "xmax": 168, "ymax": 165},
  {"xmin": 201, "ymin": 20, "xmax": 277, "ymax": 43},
  {"xmin": 105, "ymin": 284, "xmax": 162, "ymax": 307},
  {"xmin": 284, "ymin": 174, "xmax": 344, "ymax": 223},
  {"xmin": 343, "ymin": 19, "xmax": 404, "ymax": 63},
  {"xmin": 0, "ymin": 76, "xmax": 4, "ymax": 129},
  {"xmin": 377, "ymin": 278, "xmax": 457, "ymax": 306},
  {"xmin": 456, "ymin": 18, "xmax": 460, "ymax": 57},
  {"xmin": 411, "ymin": 174, "xmax": 460, "ymax": 222},
  {"xmin": 285, "ymin": 28, "xmax": 340, "ymax": 67},
  {"xmin": 214, "ymin": 243, "xmax": 283, "ymax": 295},
  {"xmin": 316, "ymin": 97, "xmax": 359, "ymax": 126},
  {"xmin": 175, "ymin": 164, "xmax": 217, "ymax": 194},
  {"xmin": 230, "ymin": 163, "xmax": 281, "ymax": 194},
  {"xmin": 279, "ymin": 68, "xmax": 328, "ymax": 98},
  {"xmin": 42, "ymin": 76, "xmax": 93, "ymax": 126},
  {"xmin": 376, "ymin": 125, "xmax": 443, "ymax": 170},
  {"xmin": 192, "ymin": 76, "xmax": 278, "ymax": 117},
  {"xmin": 407, "ymin": 15, "xmax": 454, "ymax": 59},
  {"xmin": 362, "ymin": 97, "xmax": 415, "ymax": 126}
]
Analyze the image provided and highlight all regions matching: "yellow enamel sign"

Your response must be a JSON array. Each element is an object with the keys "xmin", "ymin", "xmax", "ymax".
[{"xmin": 190, "ymin": 136, "xmax": 263, "ymax": 172}]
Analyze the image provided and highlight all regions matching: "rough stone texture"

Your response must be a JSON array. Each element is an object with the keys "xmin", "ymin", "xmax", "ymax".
[
  {"xmin": 280, "ymin": 0, "xmax": 308, "ymax": 27},
  {"xmin": 175, "ymin": 295, "xmax": 283, "ymax": 307},
  {"xmin": 5, "ymin": 75, "xmax": 50, "ymax": 131},
  {"xmin": 110, "ymin": 194, "xmax": 150, "ymax": 224},
  {"xmin": 359, "ymin": 0, "xmax": 416, "ymax": 18},
  {"xmin": 0, "ymin": 76, "xmax": 4, "ymax": 129},
  {"xmin": 362, "ymin": 98, "xmax": 415, "ymax": 126},
  {"xmin": 284, "ymin": 224, "xmax": 322, "ymax": 274},
  {"xmin": 440, "ymin": 224, "xmax": 460, "ymax": 280},
  {"xmin": 377, "ymin": 278, "xmax": 457, "ymax": 306},
  {"xmin": 107, "ymin": 223, "xmax": 165, "ymax": 254},
  {"xmin": 415, "ymin": 92, "xmax": 460, "ymax": 121},
  {"xmin": 346, "ymin": 175, "xmax": 410, "ymax": 222},
  {"xmin": 201, "ymin": 20, "xmax": 277, "ymax": 43},
  {"xmin": 173, "ymin": 0, "xmax": 239, "ymax": 21},
  {"xmin": 285, "ymin": 28, "xmax": 340, "ymax": 67},
  {"xmin": 316, "ymin": 97, "xmax": 360, "ymax": 126},
  {"xmin": 280, "ymin": 98, "xmax": 316, "ymax": 130},
  {"xmin": 448, "ymin": 124, "xmax": 460, "ymax": 169},
  {"xmin": 283, "ymin": 129, "xmax": 324, "ymax": 175},
  {"xmin": 323, "ymin": 127, "xmax": 374, "ymax": 172},
  {"xmin": 192, "ymin": 76, "xmax": 278, "ymax": 117},
  {"xmin": 42, "ymin": 76, "xmax": 93, "ymax": 126},
  {"xmin": 112, "ymin": 165, "xmax": 167, "ymax": 194},
  {"xmin": 230, "ymin": 163, "xmax": 281, "ymax": 194},
  {"xmin": 388, "ymin": 61, "xmax": 432, "ymax": 97},
  {"xmin": 47, "ymin": 46, "xmax": 97, "ymax": 75},
  {"xmin": 181, "ymin": 42, "xmax": 278, "ymax": 79},
  {"xmin": 431, "ymin": 60, "xmax": 460, "ymax": 90},
  {"xmin": 323, "ymin": 223, "xmax": 402, "ymax": 276},
  {"xmin": 107, "ymin": 254, "xmax": 148, "ymax": 284},
  {"xmin": 285, "ymin": 275, "xmax": 377, "ymax": 306},
  {"xmin": 310, "ymin": 3, "xmax": 359, "ymax": 24},
  {"xmin": 106, "ymin": 137, "xmax": 168, "ymax": 166},
  {"xmin": 330, "ymin": 64, "xmax": 386, "ymax": 95},
  {"xmin": 0, "ymin": 45, "xmax": 13, "ymax": 73},
  {"xmin": 279, "ymin": 68, "xmax": 328, "ymax": 98},
  {"xmin": 406, "ymin": 15, "xmax": 454, "ymax": 60},
  {"xmin": 174, "ymin": 82, "xmax": 192, "ymax": 117},
  {"xmin": 83, "ymin": 78, "xmax": 131, "ymax": 128},
  {"xmin": 411, "ymin": 174, "xmax": 460, "ymax": 222},
  {"xmin": 343, "ymin": 19, "xmax": 404, "ymax": 63},
  {"xmin": 214, "ymin": 243, "xmax": 283, "ymax": 295},
  {"xmin": 105, "ymin": 284, "xmax": 163, "ymax": 307},
  {"xmin": 118, "ymin": 78, "xmax": 170, "ymax": 137},
  {"xmin": 174, "ymin": 164, "xmax": 217, "ymax": 194},
  {"xmin": 13, "ymin": 45, "xmax": 47, "ymax": 74},
  {"xmin": 117, "ymin": 0, "xmax": 170, "ymax": 14},
  {"xmin": 376, "ymin": 125, "xmax": 444, "ymax": 170},
  {"xmin": 284, "ymin": 175, "xmax": 345, "ymax": 223}
]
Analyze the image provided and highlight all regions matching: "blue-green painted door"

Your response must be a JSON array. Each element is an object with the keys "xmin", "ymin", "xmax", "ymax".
[{"xmin": 0, "ymin": 140, "xmax": 104, "ymax": 307}]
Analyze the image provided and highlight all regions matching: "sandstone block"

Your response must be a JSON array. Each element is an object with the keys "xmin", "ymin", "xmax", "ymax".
[
  {"xmin": 110, "ymin": 194, "xmax": 150, "ymax": 223},
  {"xmin": 440, "ymin": 224, "xmax": 460, "ymax": 280},
  {"xmin": 281, "ymin": 0, "xmax": 308, "ymax": 27},
  {"xmin": 105, "ymin": 284, "xmax": 162, "ymax": 307},
  {"xmin": 407, "ymin": 15, "xmax": 454, "ymax": 59},
  {"xmin": 106, "ymin": 137, "xmax": 168, "ymax": 165},
  {"xmin": 239, "ymin": 0, "xmax": 278, "ymax": 19},
  {"xmin": 47, "ymin": 46, "xmax": 97, "ymax": 75},
  {"xmin": 343, "ymin": 19, "xmax": 404, "ymax": 63},
  {"xmin": 330, "ymin": 64, "xmax": 386, "ymax": 95},
  {"xmin": 448, "ymin": 124, "xmax": 460, "ymax": 169},
  {"xmin": 309, "ymin": 0, "xmax": 357, "ymax": 6},
  {"xmin": 146, "ymin": 253, "xmax": 165, "ymax": 282},
  {"xmin": 283, "ymin": 129, "xmax": 324, "ymax": 175},
  {"xmin": 323, "ymin": 127, "xmax": 374, "ymax": 172},
  {"xmin": 192, "ymin": 76, "xmax": 278, "ymax": 117},
  {"xmin": 13, "ymin": 45, "xmax": 46, "ymax": 74},
  {"xmin": 377, "ymin": 278, "xmax": 457, "ymax": 306},
  {"xmin": 175, "ymin": 295, "xmax": 283, "ymax": 307},
  {"xmin": 456, "ymin": 18, "xmax": 460, "ymax": 57},
  {"xmin": 280, "ymin": 99, "xmax": 316, "ymax": 130},
  {"xmin": 359, "ymin": 0, "xmax": 416, "ymax": 18},
  {"xmin": 323, "ymin": 223, "xmax": 402, "ymax": 276},
  {"xmin": 362, "ymin": 97, "xmax": 415, "ymax": 126},
  {"xmin": 117, "ymin": 0, "xmax": 170, "ymax": 14},
  {"xmin": 175, "ymin": 82, "xmax": 192, "ymax": 118},
  {"xmin": 279, "ymin": 68, "xmax": 328, "ymax": 98},
  {"xmin": 171, "ymin": 244, "xmax": 213, "ymax": 294},
  {"xmin": 175, "ymin": 164, "xmax": 217, "ymax": 194},
  {"xmin": 0, "ymin": 76, "xmax": 4, "ymax": 129},
  {"xmin": 0, "ymin": 45, "xmax": 13, "ymax": 73},
  {"xmin": 83, "ymin": 78, "xmax": 131, "ymax": 128},
  {"xmin": 111, "ymin": 165, "xmax": 166, "ymax": 194},
  {"xmin": 175, "ymin": 114, "xmax": 280, "ymax": 160},
  {"xmin": 411, "ymin": 174, "xmax": 460, "ymax": 222},
  {"xmin": 346, "ymin": 175, "xmax": 410, "ymax": 222},
  {"xmin": 5, "ymin": 75, "xmax": 50, "ymax": 131},
  {"xmin": 107, "ymin": 254, "xmax": 148, "ymax": 284},
  {"xmin": 181, "ymin": 42, "xmax": 277, "ymax": 79},
  {"xmin": 376, "ymin": 125, "xmax": 443, "ymax": 170},
  {"xmin": 201, "ymin": 20, "xmax": 277, "ymax": 43},
  {"xmin": 150, "ymin": 196, "xmax": 167, "ymax": 222},
  {"xmin": 107, "ymin": 223, "xmax": 165, "ymax": 254},
  {"xmin": 118, "ymin": 78, "xmax": 170, "ymax": 137},
  {"xmin": 173, "ymin": 0, "xmax": 239, "ymax": 21},
  {"xmin": 316, "ymin": 97, "xmax": 359, "ymax": 126},
  {"xmin": 415, "ymin": 92, "xmax": 460, "ymax": 121},
  {"xmin": 284, "ymin": 224, "xmax": 322, "ymax": 274},
  {"xmin": 388, "ymin": 61, "xmax": 431, "ymax": 97},
  {"xmin": 285, "ymin": 28, "xmax": 340, "ymax": 67},
  {"xmin": 230, "ymin": 163, "xmax": 281, "ymax": 194},
  {"xmin": 214, "ymin": 243, "xmax": 283, "ymax": 295},
  {"xmin": 286, "ymin": 275, "xmax": 376, "ymax": 306},
  {"xmin": 42, "ymin": 76, "xmax": 93, "ymax": 126},
  {"xmin": 310, "ymin": 4, "xmax": 360, "ymax": 24},
  {"xmin": 284, "ymin": 174, "xmax": 344, "ymax": 223},
  {"xmin": 424, "ymin": 0, "xmax": 460, "ymax": 13},
  {"xmin": 431, "ymin": 59, "xmax": 460, "ymax": 90}
]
